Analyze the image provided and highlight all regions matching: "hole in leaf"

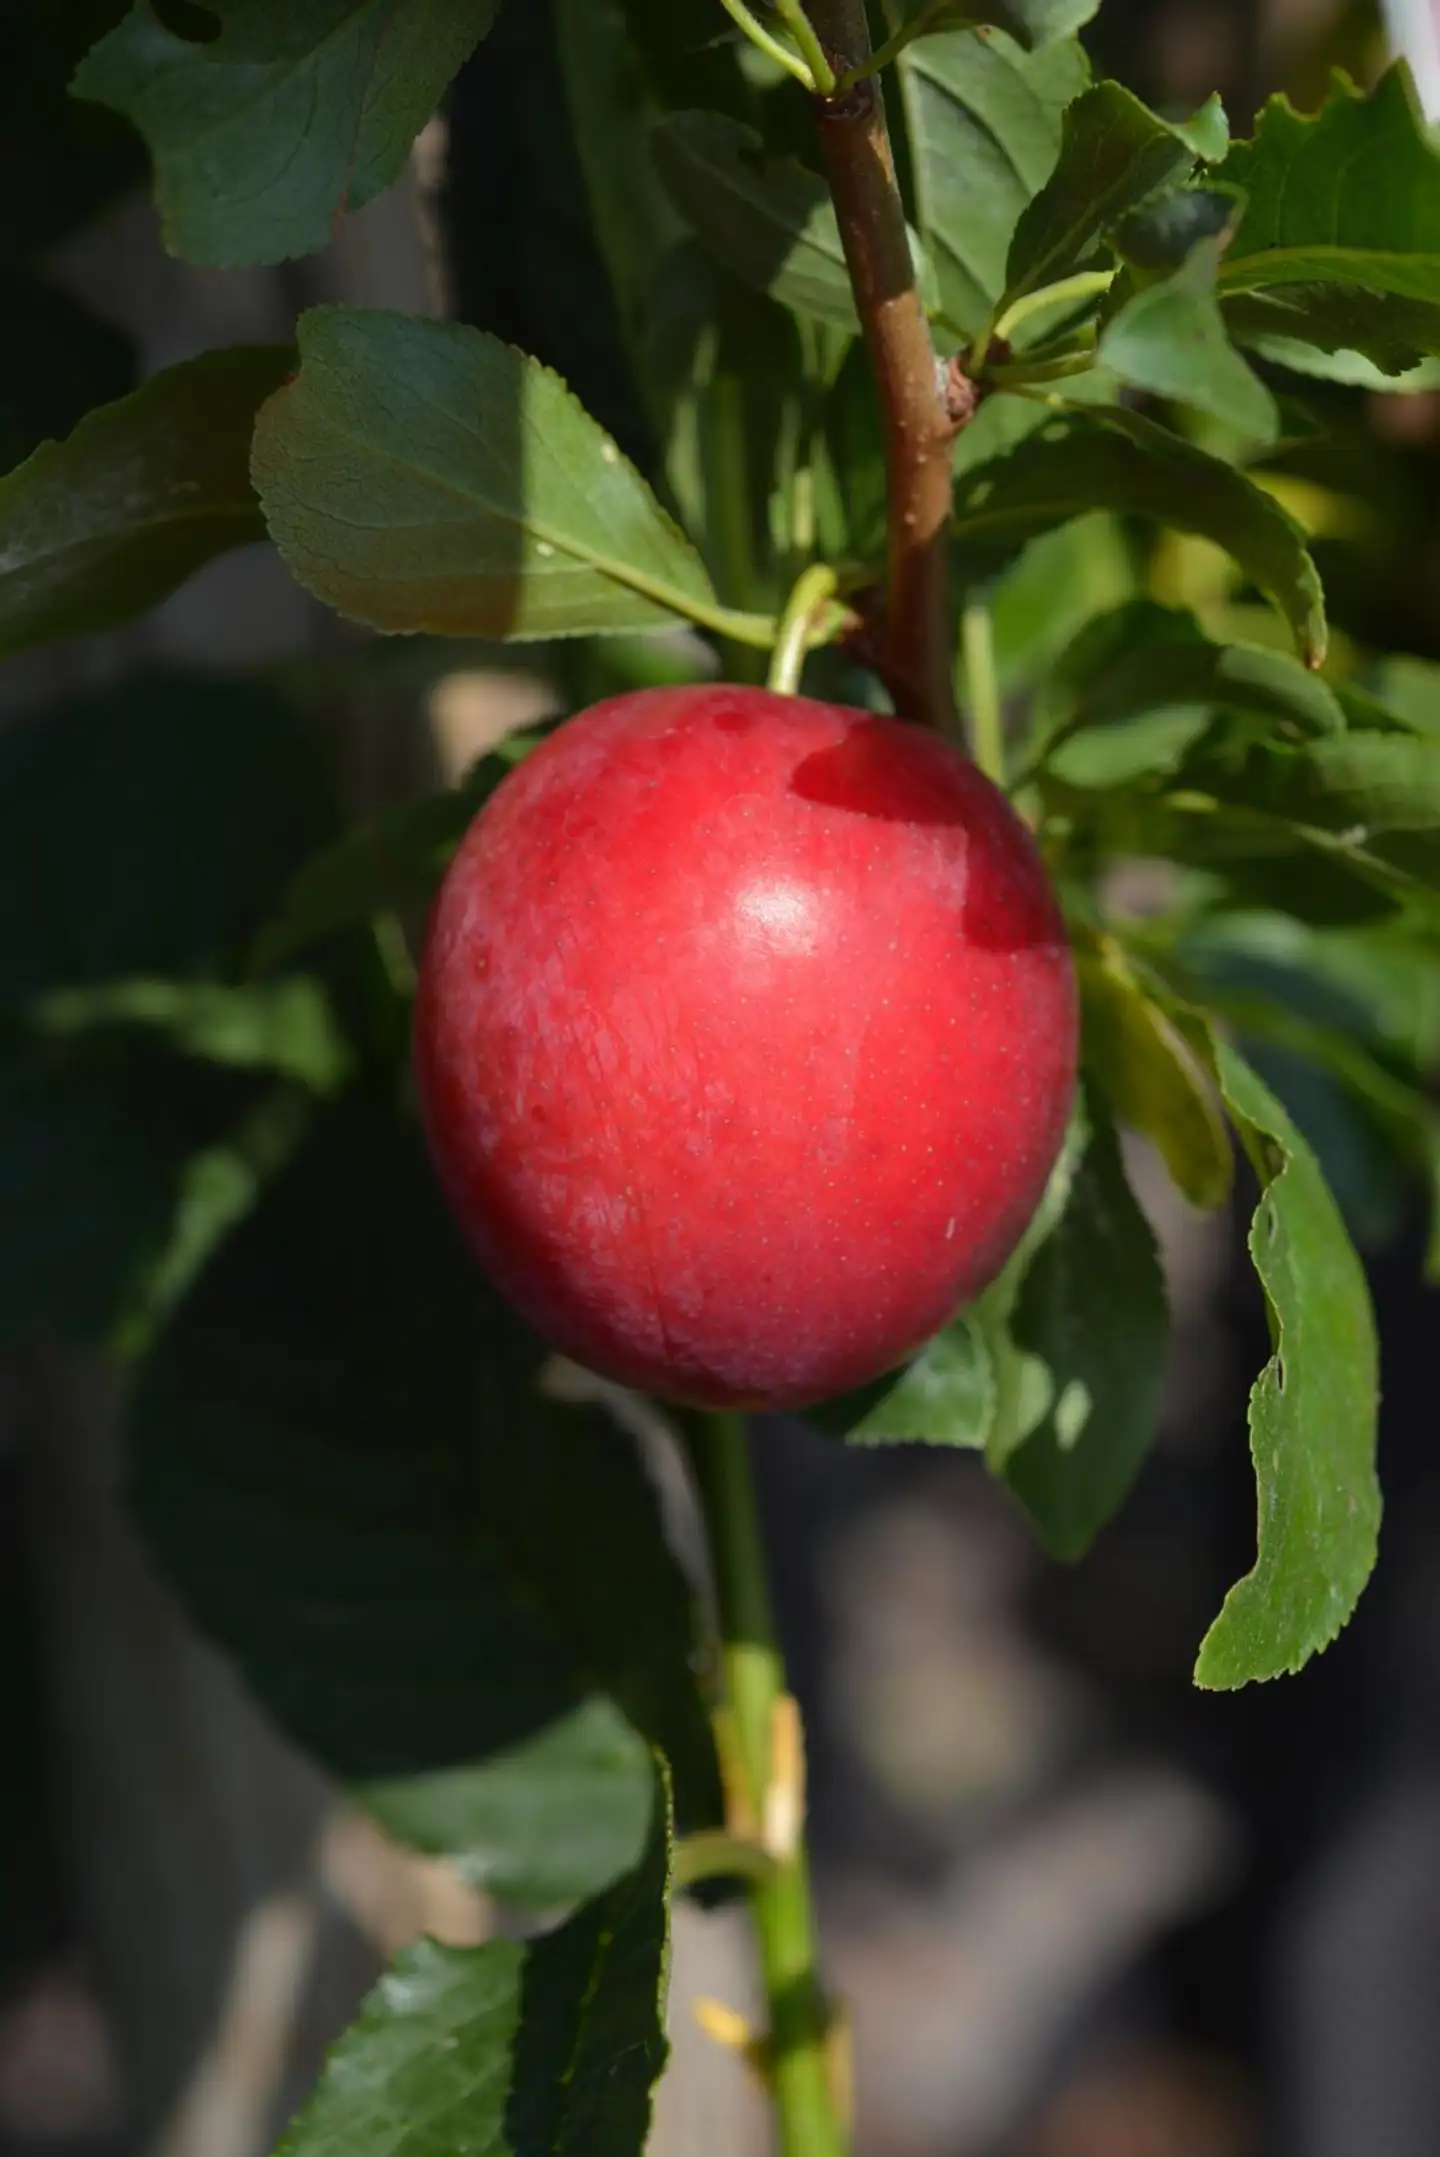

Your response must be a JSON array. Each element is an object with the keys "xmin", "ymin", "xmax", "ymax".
[{"xmin": 152, "ymin": 0, "xmax": 223, "ymax": 43}]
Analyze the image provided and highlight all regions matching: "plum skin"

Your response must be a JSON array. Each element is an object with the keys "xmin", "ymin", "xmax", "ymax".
[{"xmin": 413, "ymin": 684, "xmax": 1078, "ymax": 1411}]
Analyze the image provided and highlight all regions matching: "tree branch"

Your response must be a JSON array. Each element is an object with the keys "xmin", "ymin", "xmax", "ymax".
[{"xmin": 805, "ymin": 0, "xmax": 960, "ymax": 732}]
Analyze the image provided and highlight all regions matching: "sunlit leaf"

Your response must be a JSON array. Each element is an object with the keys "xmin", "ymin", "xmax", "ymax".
[
  {"xmin": 1192, "ymin": 1041, "xmax": 1380, "ymax": 1687},
  {"xmin": 276, "ymin": 1770, "xmax": 671, "ymax": 2157},
  {"xmin": 953, "ymin": 404, "xmax": 1326, "ymax": 662},
  {"xmin": 1003, "ymin": 82, "xmax": 1198, "ymax": 308},
  {"xmin": 1215, "ymin": 66, "xmax": 1440, "ymax": 375},
  {"xmin": 1076, "ymin": 933, "xmax": 1232, "ymax": 1210},
  {"xmin": 997, "ymin": 1100, "xmax": 1169, "ymax": 1559},
  {"xmin": 253, "ymin": 309, "xmax": 721, "ymax": 640},
  {"xmin": 1100, "ymin": 236, "xmax": 1278, "ymax": 440},
  {"xmin": 898, "ymin": 24, "xmax": 1091, "ymax": 334}
]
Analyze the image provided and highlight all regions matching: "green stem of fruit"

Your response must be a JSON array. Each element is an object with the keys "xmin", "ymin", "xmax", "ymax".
[
  {"xmin": 962, "ymin": 600, "xmax": 1005, "ymax": 785},
  {"xmin": 695, "ymin": 1411, "xmax": 845, "ymax": 2157},
  {"xmin": 769, "ymin": 563, "xmax": 841, "ymax": 696}
]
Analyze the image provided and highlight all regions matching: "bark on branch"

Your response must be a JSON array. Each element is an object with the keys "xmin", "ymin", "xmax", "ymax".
[{"xmin": 805, "ymin": 0, "xmax": 961, "ymax": 732}]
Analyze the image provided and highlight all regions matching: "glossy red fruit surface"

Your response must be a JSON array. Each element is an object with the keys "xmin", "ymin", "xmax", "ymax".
[{"xmin": 414, "ymin": 685, "xmax": 1077, "ymax": 1410}]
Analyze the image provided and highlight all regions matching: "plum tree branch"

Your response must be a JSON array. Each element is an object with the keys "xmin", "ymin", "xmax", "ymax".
[{"xmin": 804, "ymin": 0, "xmax": 961, "ymax": 733}]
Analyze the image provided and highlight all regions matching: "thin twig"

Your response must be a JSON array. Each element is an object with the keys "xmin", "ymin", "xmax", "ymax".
[
  {"xmin": 804, "ymin": 0, "xmax": 960, "ymax": 732},
  {"xmin": 716, "ymin": 0, "xmax": 818, "ymax": 88}
]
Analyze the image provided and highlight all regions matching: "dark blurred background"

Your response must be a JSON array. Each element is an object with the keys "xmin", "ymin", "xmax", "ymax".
[{"xmin": 3, "ymin": 5, "xmax": 1440, "ymax": 2157}]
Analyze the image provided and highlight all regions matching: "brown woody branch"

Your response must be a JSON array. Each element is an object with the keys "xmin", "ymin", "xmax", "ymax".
[{"xmin": 805, "ymin": 0, "xmax": 961, "ymax": 733}]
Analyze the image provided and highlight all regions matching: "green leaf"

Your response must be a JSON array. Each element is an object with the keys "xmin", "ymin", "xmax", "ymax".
[
  {"xmin": 1114, "ymin": 184, "xmax": 1243, "ymax": 275},
  {"xmin": 890, "ymin": 1, "xmax": 1099, "ymax": 47},
  {"xmin": 128, "ymin": 1104, "xmax": 721, "ymax": 1900},
  {"xmin": 0, "ymin": 673, "xmax": 337, "ymax": 1003},
  {"xmin": 252, "ymin": 750, "xmax": 528, "ymax": 973},
  {"xmin": 653, "ymin": 112, "xmax": 937, "ymax": 331},
  {"xmin": 1367, "ymin": 655, "xmax": 1440, "ymax": 743},
  {"xmin": 1159, "ymin": 932, "xmax": 1440, "ymax": 1268},
  {"xmin": 30, "ymin": 977, "xmax": 350, "ymax": 1093},
  {"xmin": 0, "ymin": 671, "xmax": 342, "ymax": 1359},
  {"xmin": 1192, "ymin": 1041, "xmax": 1380, "ymax": 1687},
  {"xmin": 1215, "ymin": 66, "xmax": 1440, "ymax": 375},
  {"xmin": 1100, "ymin": 236, "xmax": 1278, "ymax": 440},
  {"xmin": 1033, "ymin": 602, "xmax": 1344, "ymax": 786},
  {"xmin": 0, "ymin": 1038, "xmax": 237, "ymax": 1356},
  {"xmin": 0, "ymin": 345, "xmax": 290, "ymax": 653},
  {"xmin": 1183, "ymin": 731, "xmax": 1440, "ymax": 896},
  {"xmin": 276, "ymin": 1768, "xmax": 671, "ymax": 2157},
  {"xmin": 898, "ymin": 24, "xmax": 1091, "ymax": 335},
  {"xmin": 359, "ymin": 1700, "xmax": 660, "ymax": 1911},
  {"xmin": 1003, "ymin": 82, "xmax": 1198, "ymax": 310},
  {"xmin": 252, "ymin": 308, "xmax": 722, "ymax": 641},
  {"xmin": 842, "ymin": 1317, "xmax": 995, "ymax": 1447},
  {"xmin": 0, "ymin": 271, "xmax": 134, "ymax": 476},
  {"xmin": 1075, "ymin": 934, "xmax": 1232, "ymax": 1210},
  {"xmin": 73, "ymin": 0, "xmax": 501, "ymax": 268},
  {"xmin": 953, "ymin": 403, "xmax": 1327, "ymax": 662},
  {"xmin": 555, "ymin": 0, "xmax": 687, "ymax": 414},
  {"xmin": 1172, "ymin": 94, "xmax": 1229, "ymax": 165},
  {"xmin": 819, "ymin": 1110, "xmax": 1087, "ymax": 1451},
  {"xmin": 1227, "ymin": 318, "xmax": 1440, "ymax": 390},
  {"xmin": 998, "ymin": 1100, "xmax": 1169, "ymax": 1559}
]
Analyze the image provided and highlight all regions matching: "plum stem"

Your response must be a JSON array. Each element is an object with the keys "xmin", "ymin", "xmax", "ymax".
[
  {"xmin": 693, "ymin": 1411, "xmax": 846, "ymax": 2157},
  {"xmin": 804, "ymin": 0, "xmax": 961, "ymax": 734}
]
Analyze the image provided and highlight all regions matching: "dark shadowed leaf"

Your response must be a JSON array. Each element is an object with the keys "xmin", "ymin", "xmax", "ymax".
[
  {"xmin": 0, "ymin": 674, "xmax": 336, "ymax": 1002},
  {"xmin": 73, "ymin": 0, "xmax": 501, "ymax": 267},
  {"xmin": 276, "ymin": 1771, "xmax": 671, "ymax": 2157},
  {"xmin": 1114, "ymin": 184, "xmax": 1243, "ymax": 274},
  {"xmin": 127, "ymin": 1104, "xmax": 720, "ymax": 1900},
  {"xmin": 1003, "ymin": 82, "xmax": 1198, "ymax": 308},
  {"xmin": 997, "ymin": 1101, "xmax": 1169, "ymax": 1559},
  {"xmin": 252, "ymin": 748, "xmax": 533, "ymax": 973},
  {"xmin": 897, "ymin": 25, "xmax": 1091, "ymax": 334},
  {"xmin": 0, "ymin": 1040, "xmax": 232, "ymax": 1355},
  {"xmin": 1215, "ymin": 66, "xmax": 1440, "ymax": 375},
  {"xmin": 29, "ymin": 977, "xmax": 350, "ymax": 1093},
  {"xmin": 555, "ymin": 0, "xmax": 687, "ymax": 409},
  {"xmin": 1076, "ymin": 934, "xmax": 1232, "ymax": 1210},
  {"xmin": 0, "ymin": 271, "xmax": 134, "ymax": 475},
  {"xmin": 953, "ymin": 403, "xmax": 1326, "ymax": 661},
  {"xmin": 0, "ymin": 671, "xmax": 341, "ymax": 1357},
  {"xmin": 0, "ymin": 346, "xmax": 290, "ymax": 652},
  {"xmin": 1192, "ymin": 1041, "xmax": 1380, "ymax": 1686},
  {"xmin": 653, "ymin": 111, "xmax": 937, "ymax": 332},
  {"xmin": 253, "ymin": 308, "xmax": 720, "ymax": 641}
]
